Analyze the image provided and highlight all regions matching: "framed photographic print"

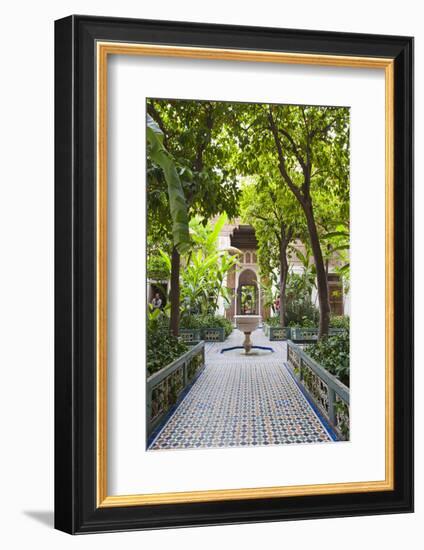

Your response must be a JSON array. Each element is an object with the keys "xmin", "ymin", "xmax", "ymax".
[{"xmin": 54, "ymin": 15, "xmax": 414, "ymax": 534}]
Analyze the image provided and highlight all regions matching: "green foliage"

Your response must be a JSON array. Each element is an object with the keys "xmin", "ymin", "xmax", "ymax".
[
  {"xmin": 147, "ymin": 250, "xmax": 171, "ymax": 280},
  {"xmin": 265, "ymin": 315, "xmax": 283, "ymax": 327},
  {"xmin": 240, "ymin": 177, "xmax": 302, "ymax": 277},
  {"xmin": 322, "ymin": 225, "xmax": 350, "ymax": 291},
  {"xmin": 290, "ymin": 250, "xmax": 316, "ymax": 295},
  {"xmin": 146, "ymin": 311, "xmax": 188, "ymax": 376},
  {"xmin": 180, "ymin": 215, "xmax": 238, "ymax": 317},
  {"xmin": 265, "ymin": 313, "xmax": 316, "ymax": 329},
  {"xmin": 286, "ymin": 314, "xmax": 317, "ymax": 328},
  {"xmin": 305, "ymin": 333, "xmax": 350, "ymax": 387},
  {"xmin": 285, "ymin": 271, "xmax": 319, "ymax": 326},
  {"xmin": 146, "ymin": 99, "xmax": 350, "ymax": 339},
  {"xmin": 330, "ymin": 315, "xmax": 350, "ymax": 330},
  {"xmin": 233, "ymin": 103, "xmax": 350, "ymax": 336},
  {"xmin": 146, "ymin": 114, "xmax": 190, "ymax": 253},
  {"xmin": 180, "ymin": 314, "xmax": 233, "ymax": 338},
  {"xmin": 147, "ymin": 214, "xmax": 238, "ymax": 319},
  {"xmin": 147, "ymin": 99, "xmax": 241, "ymax": 222},
  {"xmin": 189, "ymin": 213, "xmax": 227, "ymax": 256},
  {"xmin": 259, "ymin": 278, "xmax": 279, "ymax": 310}
]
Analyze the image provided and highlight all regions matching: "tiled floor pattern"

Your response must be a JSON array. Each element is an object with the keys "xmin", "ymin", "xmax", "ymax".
[{"xmin": 148, "ymin": 329, "xmax": 333, "ymax": 450}]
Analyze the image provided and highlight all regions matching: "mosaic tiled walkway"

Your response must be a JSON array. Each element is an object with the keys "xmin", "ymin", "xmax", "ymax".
[{"xmin": 148, "ymin": 329, "xmax": 334, "ymax": 450}]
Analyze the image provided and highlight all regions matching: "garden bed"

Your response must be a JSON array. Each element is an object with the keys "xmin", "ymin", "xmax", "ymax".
[
  {"xmin": 286, "ymin": 340, "xmax": 350, "ymax": 440},
  {"xmin": 146, "ymin": 341, "xmax": 205, "ymax": 439},
  {"xmin": 180, "ymin": 314, "xmax": 232, "ymax": 340}
]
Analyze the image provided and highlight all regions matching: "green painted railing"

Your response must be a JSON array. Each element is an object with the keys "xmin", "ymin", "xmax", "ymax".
[
  {"xmin": 201, "ymin": 327, "xmax": 226, "ymax": 342},
  {"xmin": 179, "ymin": 329, "xmax": 201, "ymax": 345},
  {"xmin": 286, "ymin": 340, "xmax": 350, "ymax": 440},
  {"xmin": 146, "ymin": 341, "xmax": 205, "ymax": 438},
  {"xmin": 290, "ymin": 327, "xmax": 346, "ymax": 343},
  {"xmin": 179, "ymin": 327, "xmax": 226, "ymax": 344},
  {"xmin": 263, "ymin": 324, "xmax": 291, "ymax": 340}
]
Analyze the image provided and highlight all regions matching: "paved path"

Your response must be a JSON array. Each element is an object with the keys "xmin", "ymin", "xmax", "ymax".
[{"xmin": 148, "ymin": 329, "xmax": 334, "ymax": 450}]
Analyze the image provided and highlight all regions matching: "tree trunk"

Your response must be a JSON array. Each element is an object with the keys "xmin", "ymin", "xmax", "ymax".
[
  {"xmin": 279, "ymin": 243, "xmax": 288, "ymax": 327},
  {"xmin": 302, "ymin": 199, "xmax": 330, "ymax": 338},
  {"xmin": 170, "ymin": 245, "xmax": 180, "ymax": 337}
]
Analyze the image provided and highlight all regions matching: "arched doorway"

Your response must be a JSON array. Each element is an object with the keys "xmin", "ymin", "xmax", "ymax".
[{"xmin": 237, "ymin": 269, "xmax": 258, "ymax": 315}]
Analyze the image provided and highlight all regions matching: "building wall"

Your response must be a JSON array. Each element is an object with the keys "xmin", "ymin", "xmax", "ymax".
[{"xmin": 216, "ymin": 223, "xmax": 350, "ymax": 320}]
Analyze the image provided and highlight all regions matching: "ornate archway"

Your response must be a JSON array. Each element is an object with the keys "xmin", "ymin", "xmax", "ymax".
[{"xmin": 236, "ymin": 268, "xmax": 258, "ymax": 315}]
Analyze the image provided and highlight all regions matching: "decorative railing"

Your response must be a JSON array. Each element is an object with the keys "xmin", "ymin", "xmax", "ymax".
[
  {"xmin": 146, "ymin": 341, "xmax": 205, "ymax": 438},
  {"xmin": 286, "ymin": 340, "xmax": 350, "ymax": 440},
  {"xmin": 263, "ymin": 324, "xmax": 291, "ymax": 341},
  {"xmin": 179, "ymin": 329, "xmax": 201, "ymax": 345},
  {"xmin": 290, "ymin": 327, "xmax": 346, "ymax": 343},
  {"xmin": 201, "ymin": 327, "xmax": 226, "ymax": 342},
  {"xmin": 178, "ymin": 327, "xmax": 226, "ymax": 343}
]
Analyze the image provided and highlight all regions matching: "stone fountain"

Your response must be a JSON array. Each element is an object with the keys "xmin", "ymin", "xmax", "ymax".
[
  {"xmin": 234, "ymin": 315, "xmax": 261, "ymax": 354},
  {"xmin": 220, "ymin": 315, "xmax": 274, "ymax": 355}
]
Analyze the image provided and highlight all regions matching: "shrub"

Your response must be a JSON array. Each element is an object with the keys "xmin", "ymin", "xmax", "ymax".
[
  {"xmin": 330, "ymin": 315, "xmax": 350, "ymax": 330},
  {"xmin": 264, "ymin": 315, "xmax": 281, "ymax": 327},
  {"xmin": 146, "ymin": 309, "xmax": 188, "ymax": 376},
  {"xmin": 305, "ymin": 332, "xmax": 350, "ymax": 387},
  {"xmin": 180, "ymin": 313, "xmax": 233, "ymax": 338},
  {"xmin": 285, "ymin": 296, "xmax": 319, "ymax": 327},
  {"xmin": 286, "ymin": 316, "xmax": 317, "ymax": 328},
  {"xmin": 147, "ymin": 324, "xmax": 188, "ymax": 376},
  {"xmin": 265, "ymin": 312, "xmax": 317, "ymax": 329}
]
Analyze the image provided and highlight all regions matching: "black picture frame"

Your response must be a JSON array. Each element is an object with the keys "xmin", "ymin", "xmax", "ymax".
[{"xmin": 55, "ymin": 14, "xmax": 414, "ymax": 534}]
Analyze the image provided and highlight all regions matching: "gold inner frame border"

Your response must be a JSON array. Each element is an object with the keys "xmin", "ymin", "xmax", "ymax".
[{"xmin": 96, "ymin": 42, "xmax": 394, "ymax": 508}]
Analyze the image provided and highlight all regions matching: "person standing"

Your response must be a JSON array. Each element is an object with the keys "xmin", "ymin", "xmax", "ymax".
[{"xmin": 151, "ymin": 292, "xmax": 162, "ymax": 310}]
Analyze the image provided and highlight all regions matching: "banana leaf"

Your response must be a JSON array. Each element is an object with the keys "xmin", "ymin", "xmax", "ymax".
[{"xmin": 146, "ymin": 114, "xmax": 190, "ymax": 254}]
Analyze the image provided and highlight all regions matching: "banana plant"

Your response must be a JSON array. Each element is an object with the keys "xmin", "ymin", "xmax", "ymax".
[{"xmin": 146, "ymin": 114, "xmax": 190, "ymax": 254}]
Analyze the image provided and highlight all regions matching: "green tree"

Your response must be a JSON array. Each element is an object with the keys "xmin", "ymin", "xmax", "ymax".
[
  {"xmin": 267, "ymin": 105, "xmax": 349, "ymax": 338},
  {"xmin": 147, "ymin": 99, "xmax": 240, "ymax": 335},
  {"xmin": 240, "ymin": 177, "xmax": 302, "ymax": 326},
  {"xmin": 233, "ymin": 103, "xmax": 349, "ymax": 338}
]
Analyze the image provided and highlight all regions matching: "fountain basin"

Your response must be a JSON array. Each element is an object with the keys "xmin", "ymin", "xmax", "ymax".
[
  {"xmin": 234, "ymin": 315, "xmax": 261, "ymax": 353},
  {"xmin": 234, "ymin": 315, "xmax": 261, "ymax": 333}
]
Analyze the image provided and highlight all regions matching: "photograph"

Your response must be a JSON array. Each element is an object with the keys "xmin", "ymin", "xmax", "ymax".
[
  {"xmin": 145, "ymin": 98, "xmax": 351, "ymax": 451},
  {"xmin": 50, "ymin": 12, "xmax": 413, "ymax": 535}
]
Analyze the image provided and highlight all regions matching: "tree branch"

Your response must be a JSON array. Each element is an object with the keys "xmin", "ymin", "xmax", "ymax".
[
  {"xmin": 267, "ymin": 107, "xmax": 304, "ymax": 204},
  {"xmin": 277, "ymin": 127, "xmax": 307, "ymax": 172},
  {"xmin": 310, "ymin": 116, "xmax": 338, "ymax": 139}
]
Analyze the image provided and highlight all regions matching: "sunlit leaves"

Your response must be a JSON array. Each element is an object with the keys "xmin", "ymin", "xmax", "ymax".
[{"xmin": 146, "ymin": 114, "xmax": 191, "ymax": 253}]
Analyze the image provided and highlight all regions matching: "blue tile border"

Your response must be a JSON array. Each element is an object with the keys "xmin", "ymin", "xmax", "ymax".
[
  {"xmin": 283, "ymin": 362, "xmax": 339, "ymax": 442},
  {"xmin": 146, "ymin": 366, "xmax": 206, "ymax": 449},
  {"xmin": 149, "ymin": 358, "xmax": 334, "ymax": 450}
]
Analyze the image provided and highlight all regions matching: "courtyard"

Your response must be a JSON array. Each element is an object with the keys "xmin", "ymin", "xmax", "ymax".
[
  {"xmin": 148, "ymin": 328, "xmax": 336, "ymax": 450},
  {"xmin": 146, "ymin": 98, "xmax": 351, "ymax": 451}
]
